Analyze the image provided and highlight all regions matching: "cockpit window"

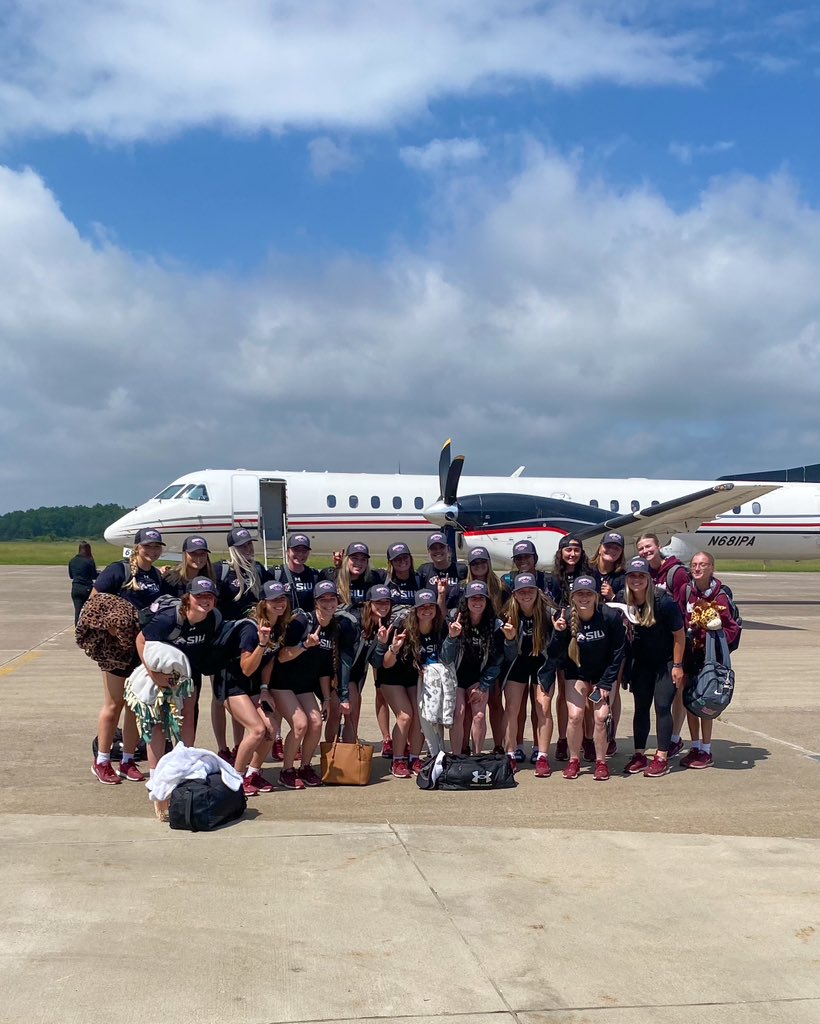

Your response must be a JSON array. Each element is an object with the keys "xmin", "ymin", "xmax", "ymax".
[
  {"xmin": 154, "ymin": 484, "xmax": 185, "ymax": 500},
  {"xmin": 179, "ymin": 484, "xmax": 210, "ymax": 502}
]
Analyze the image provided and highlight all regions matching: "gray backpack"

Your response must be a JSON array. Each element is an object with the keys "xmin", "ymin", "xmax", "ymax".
[{"xmin": 684, "ymin": 631, "xmax": 735, "ymax": 719}]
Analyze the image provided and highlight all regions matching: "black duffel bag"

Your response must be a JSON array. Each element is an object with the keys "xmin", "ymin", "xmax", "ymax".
[
  {"xmin": 684, "ymin": 630, "xmax": 736, "ymax": 719},
  {"xmin": 168, "ymin": 773, "xmax": 247, "ymax": 832},
  {"xmin": 417, "ymin": 752, "xmax": 516, "ymax": 791}
]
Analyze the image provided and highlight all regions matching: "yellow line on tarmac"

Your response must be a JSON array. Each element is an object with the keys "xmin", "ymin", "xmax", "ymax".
[{"xmin": 0, "ymin": 650, "xmax": 42, "ymax": 677}]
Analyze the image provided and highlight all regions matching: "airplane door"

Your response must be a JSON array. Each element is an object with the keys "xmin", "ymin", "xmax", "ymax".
[
  {"xmin": 231, "ymin": 474, "xmax": 261, "ymax": 538},
  {"xmin": 259, "ymin": 479, "xmax": 287, "ymax": 569}
]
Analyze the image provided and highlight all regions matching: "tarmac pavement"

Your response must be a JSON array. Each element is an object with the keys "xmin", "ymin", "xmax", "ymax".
[{"xmin": 1, "ymin": 567, "xmax": 819, "ymax": 1024}]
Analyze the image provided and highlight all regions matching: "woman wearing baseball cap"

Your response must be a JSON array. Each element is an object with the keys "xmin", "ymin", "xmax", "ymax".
[
  {"xmin": 441, "ymin": 581, "xmax": 505, "ymax": 757},
  {"xmin": 319, "ymin": 541, "xmax": 386, "ymax": 610},
  {"xmin": 548, "ymin": 576, "xmax": 626, "ymax": 781},
  {"xmin": 621, "ymin": 557, "xmax": 686, "ymax": 778},
  {"xmin": 589, "ymin": 532, "xmax": 627, "ymax": 756},
  {"xmin": 161, "ymin": 536, "xmax": 217, "ymax": 598},
  {"xmin": 78, "ymin": 528, "xmax": 166, "ymax": 786},
  {"xmin": 216, "ymin": 528, "xmax": 270, "ymax": 620},
  {"xmin": 214, "ymin": 579, "xmax": 291, "ymax": 796},
  {"xmin": 500, "ymin": 573, "xmax": 558, "ymax": 776}
]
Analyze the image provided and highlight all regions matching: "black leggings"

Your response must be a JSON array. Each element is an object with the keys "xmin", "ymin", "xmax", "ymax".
[{"xmin": 629, "ymin": 662, "xmax": 676, "ymax": 752}]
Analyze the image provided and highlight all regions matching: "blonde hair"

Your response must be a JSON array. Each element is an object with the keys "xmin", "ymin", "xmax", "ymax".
[
  {"xmin": 502, "ymin": 590, "xmax": 556, "ymax": 655},
  {"xmin": 336, "ymin": 555, "xmax": 369, "ymax": 606},
  {"xmin": 124, "ymin": 546, "xmax": 158, "ymax": 592},
  {"xmin": 228, "ymin": 545, "xmax": 261, "ymax": 602},
  {"xmin": 252, "ymin": 597, "xmax": 292, "ymax": 646},
  {"xmin": 568, "ymin": 592, "xmax": 600, "ymax": 666},
  {"xmin": 164, "ymin": 554, "xmax": 217, "ymax": 590},
  {"xmin": 625, "ymin": 575, "xmax": 656, "ymax": 628},
  {"xmin": 468, "ymin": 561, "xmax": 504, "ymax": 614}
]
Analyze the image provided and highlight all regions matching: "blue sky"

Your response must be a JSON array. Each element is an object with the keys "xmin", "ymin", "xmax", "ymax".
[{"xmin": 1, "ymin": 1, "xmax": 819, "ymax": 511}]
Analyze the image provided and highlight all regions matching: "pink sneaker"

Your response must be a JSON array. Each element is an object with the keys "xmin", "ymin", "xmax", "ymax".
[
  {"xmin": 279, "ymin": 768, "xmax": 306, "ymax": 790},
  {"xmin": 562, "ymin": 757, "xmax": 581, "ymax": 780},
  {"xmin": 689, "ymin": 750, "xmax": 714, "ymax": 769},
  {"xmin": 623, "ymin": 752, "xmax": 648, "ymax": 775},
  {"xmin": 250, "ymin": 771, "xmax": 275, "ymax": 792},
  {"xmin": 391, "ymin": 760, "xmax": 411, "ymax": 779},
  {"xmin": 410, "ymin": 758, "xmax": 424, "ymax": 776},
  {"xmin": 534, "ymin": 756, "xmax": 552, "ymax": 779},
  {"xmin": 271, "ymin": 738, "xmax": 285, "ymax": 762},
  {"xmin": 680, "ymin": 747, "xmax": 701, "ymax": 768},
  {"xmin": 643, "ymin": 755, "xmax": 670, "ymax": 778},
  {"xmin": 91, "ymin": 760, "xmax": 121, "ymax": 785},
  {"xmin": 593, "ymin": 760, "xmax": 610, "ymax": 781},
  {"xmin": 242, "ymin": 776, "xmax": 260, "ymax": 797}
]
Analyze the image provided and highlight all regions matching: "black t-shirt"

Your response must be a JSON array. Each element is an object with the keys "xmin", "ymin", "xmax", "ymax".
[
  {"xmin": 217, "ymin": 561, "xmax": 269, "ymax": 620},
  {"xmin": 417, "ymin": 624, "xmax": 446, "ymax": 665},
  {"xmin": 385, "ymin": 572, "xmax": 419, "ymax": 607},
  {"xmin": 515, "ymin": 613, "xmax": 535, "ymax": 657},
  {"xmin": 95, "ymin": 560, "xmax": 163, "ymax": 611},
  {"xmin": 271, "ymin": 564, "xmax": 320, "ymax": 613},
  {"xmin": 592, "ymin": 568, "xmax": 625, "ymax": 600},
  {"xmin": 318, "ymin": 567, "xmax": 386, "ymax": 609},
  {"xmin": 547, "ymin": 607, "xmax": 625, "ymax": 689},
  {"xmin": 141, "ymin": 607, "xmax": 219, "ymax": 676},
  {"xmin": 544, "ymin": 570, "xmax": 582, "ymax": 607},
  {"xmin": 455, "ymin": 625, "xmax": 505, "ymax": 687},
  {"xmin": 273, "ymin": 612, "xmax": 357, "ymax": 692},
  {"xmin": 416, "ymin": 560, "xmax": 467, "ymax": 610},
  {"xmin": 68, "ymin": 555, "xmax": 98, "ymax": 590},
  {"xmin": 627, "ymin": 594, "xmax": 684, "ymax": 671},
  {"xmin": 220, "ymin": 620, "xmax": 276, "ymax": 692}
]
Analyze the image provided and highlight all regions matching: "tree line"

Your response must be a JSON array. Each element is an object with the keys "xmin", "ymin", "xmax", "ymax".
[{"xmin": 0, "ymin": 504, "xmax": 129, "ymax": 541}]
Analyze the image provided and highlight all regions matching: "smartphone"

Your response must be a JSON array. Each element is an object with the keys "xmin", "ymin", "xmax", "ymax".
[{"xmin": 588, "ymin": 686, "xmax": 603, "ymax": 704}]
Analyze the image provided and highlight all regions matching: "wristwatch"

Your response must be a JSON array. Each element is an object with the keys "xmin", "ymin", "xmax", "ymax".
[{"xmin": 672, "ymin": 662, "xmax": 683, "ymax": 668}]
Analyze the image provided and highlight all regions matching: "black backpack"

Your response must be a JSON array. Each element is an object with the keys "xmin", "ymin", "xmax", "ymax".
[
  {"xmin": 92, "ymin": 729, "xmax": 148, "ymax": 762},
  {"xmin": 168, "ymin": 773, "xmax": 247, "ymax": 831},
  {"xmin": 416, "ymin": 753, "xmax": 516, "ymax": 790},
  {"xmin": 684, "ymin": 630, "xmax": 736, "ymax": 719}
]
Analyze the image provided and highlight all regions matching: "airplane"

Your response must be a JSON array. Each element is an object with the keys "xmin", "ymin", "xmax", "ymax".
[{"xmin": 103, "ymin": 445, "xmax": 820, "ymax": 567}]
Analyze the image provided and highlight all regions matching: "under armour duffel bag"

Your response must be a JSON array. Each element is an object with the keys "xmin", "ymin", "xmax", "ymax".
[{"xmin": 168, "ymin": 773, "xmax": 247, "ymax": 832}]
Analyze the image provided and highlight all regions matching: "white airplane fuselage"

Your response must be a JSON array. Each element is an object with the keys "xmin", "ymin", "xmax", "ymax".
[{"xmin": 103, "ymin": 469, "xmax": 820, "ymax": 566}]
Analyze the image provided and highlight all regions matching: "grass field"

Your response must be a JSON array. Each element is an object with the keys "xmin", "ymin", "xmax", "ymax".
[{"xmin": 2, "ymin": 539, "xmax": 820, "ymax": 572}]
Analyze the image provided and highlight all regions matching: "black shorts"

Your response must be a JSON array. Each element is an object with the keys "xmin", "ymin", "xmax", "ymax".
[
  {"xmin": 505, "ymin": 655, "xmax": 544, "ymax": 688},
  {"xmin": 214, "ymin": 670, "xmax": 261, "ymax": 702}
]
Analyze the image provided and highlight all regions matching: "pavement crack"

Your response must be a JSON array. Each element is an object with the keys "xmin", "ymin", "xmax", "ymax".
[{"xmin": 388, "ymin": 820, "xmax": 524, "ymax": 1024}]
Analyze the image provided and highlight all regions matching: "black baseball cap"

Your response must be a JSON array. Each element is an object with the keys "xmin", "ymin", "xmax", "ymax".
[
  {"xmin": 468, "ymin": 546, "xmax": 490, "ymax": 563},
  {"xmin": 414, "ymin": 589, "xmax": 437, "ymax": 607},
  {"xmin": 387, "ymin": 542, "xmax": 411, "ymax": 561},
  {"xmin": 558, "ymin": 534, "xmax": 584, "ymax": 550},
  {"xmin": 426, "ymin": 532, "xmax": 448, "ymax": 549},
  {"xmin": 182, "ymin": 535, "xmax": 209, "ymax": 553},
  {"xmin": 134, "ymin": 528, "xmax": 165, "ymax": 547},
  {"xmin": 287, "ymin": 533, "xmax": 311, "ymax": 550},
  {"xmin": 513, "ymin": 573, "xmax": 538, "ymax": 592},
  {"xmin": 512, "ymin": 540, "xmax": 537, "ymax": 557},
  {"xmin": 313, "ymin": 580, "xmax": 339, "ymax": 599},
  {"xmin": 601, "ymin": 532, "xmax": 625, "ymax": 548},
  {"xmin": 346, "ymin": 542, "xmax": 369, "ymax": 557},
  {"xmin": 263, "ymin": 581, "xmax": 289, "ymax": 601},
  {"xmin": 626, "ymin": 557, "xmax": 651, "ymax": 576},
  {"xmin": 465, "ymin": 580, "xmax": 489, "ymax": 599},
  {"xmin": 187, "ymin": 577, "xmax": 217, "ymax": 597},
  {"xmin": 367, "ymin": 584, "xmax": 393, "ymax": 603},
  {"xmin": 227, "ymin": 528, "xmax": 253, "ymax": 547},
  {"xmin": 571, "ymin": 575, "xmax": 598, "ymax": 594}
]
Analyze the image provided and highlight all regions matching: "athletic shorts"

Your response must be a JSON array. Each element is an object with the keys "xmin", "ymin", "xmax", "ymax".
[{"xmin": 504, "ymin": 655, "xmax": 544, "ymax": 688}]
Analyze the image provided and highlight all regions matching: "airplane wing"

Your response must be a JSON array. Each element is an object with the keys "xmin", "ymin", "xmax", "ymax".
[{"xmin": 572, "ymin": 482, "xmax": 780, "ymax": 545}]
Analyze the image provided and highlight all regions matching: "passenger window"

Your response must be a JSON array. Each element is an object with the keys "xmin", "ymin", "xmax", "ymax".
[
  {"xmin": 752, "ymin": 501, "xmax": 761, "ymax": 515},
  {"xmin": 327, "ymin": 495, "xmax": 336, "ymax": 508},
  {"xmin": 732, "ymin": 506, "xmax": 741, "ymax": 514},
  {"xmin": 349, "ymin": 495, "xmax": 359, "ymax": 509},
  {"xmin": 589, "ymin": 499, "xmax": 599, "ymax": 508},
  {"xmin": 393, "ymin": 497, "xmax": 402, "ymax": 509},
  {"xmin": 610, "ymin": 500, "xmax": 620, "ymax": 513},
  {"xmin": 414, "ymin": 497, "xmax": 424, "ymax": 510},
  {"xmin": 371, "ymin": 496, "xmax": 380, "ymax": 509},
  {"xmin": 631, "ymin": 500, "xmax": 640, "ymax": 513}
]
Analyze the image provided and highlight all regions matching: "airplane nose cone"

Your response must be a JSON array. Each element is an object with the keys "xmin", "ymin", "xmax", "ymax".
[
  {"xmin": 104, "ymin": 510, "xmax": 137, "ymax": 545},
  {"xmin": 424, "ymin": 500, "xmax": 459, "ymax": 526}
]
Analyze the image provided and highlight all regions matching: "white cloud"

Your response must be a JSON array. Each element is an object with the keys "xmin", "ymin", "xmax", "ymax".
[
  {"xmin": 2, "ymin": 151, "xmax": 820, "ymax": 511},
  {"xmin": 308, "ymin": 136, "xmax": 358, "ymax": 179},
  {"xmin": 400, "ymin": 137, "xmax": 487, "ymax": 172},
  {"xmin": 0, "ymin": 1, "xmax": 710, "ymax": 142},
  {"xmin": 669, "ymin": 139, "xmax": 735, "ymax": 165}
]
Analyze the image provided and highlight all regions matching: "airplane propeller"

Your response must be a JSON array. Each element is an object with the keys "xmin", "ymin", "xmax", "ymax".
[{"xmin": 432, "ymin": 439, "xmax": 466, "ymax": 552}]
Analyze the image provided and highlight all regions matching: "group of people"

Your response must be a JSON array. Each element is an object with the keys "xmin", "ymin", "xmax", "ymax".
[{"xmin": 73, "ymin": 523, "xmax": 740, "ymax": 798}]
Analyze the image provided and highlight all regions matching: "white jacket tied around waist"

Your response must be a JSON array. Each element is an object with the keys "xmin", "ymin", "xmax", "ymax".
[{"xmin": 418, "ymin": 662, "xmax": 457, "ymax": 727}]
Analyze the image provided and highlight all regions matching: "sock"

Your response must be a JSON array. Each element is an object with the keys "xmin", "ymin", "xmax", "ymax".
[
  {"xmin": 120, "ymin": 753, "xmax": 133, "ymax": 765},
  {"xmin": 96, "ymin": 753, "xmax": 110, "ymax": 765},
  {"xmin": 537, "ymin": 752, "xmax": 548, "ymax": 761},
  {"xmin": 245, "ymin": 766, "xmax": 256, "ymax": 778},
  {"xmin": 671, "ymin": 734, "xmax": 681, "ymax": 744},
  {"xmin": 701, "ymin": 743, "xmax": 711, "ymax": 754},
  {"xmin": 691, "ymin": 740, "xmax": 702, "ymax": 751},
  {"xmin": 393, "ymin": 756, "xmax": 407, "ymax": 763}
]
